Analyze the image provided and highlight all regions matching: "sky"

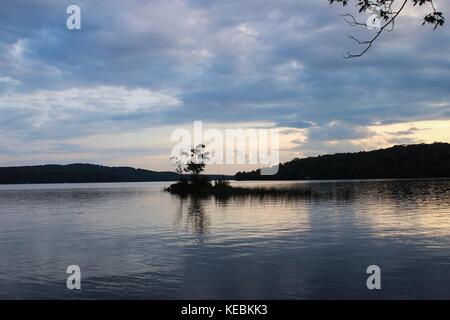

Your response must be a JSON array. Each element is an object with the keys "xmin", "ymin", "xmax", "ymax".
[{"xmin": 0, "ymin": 0, "xmax": 449, "ymax": 174}]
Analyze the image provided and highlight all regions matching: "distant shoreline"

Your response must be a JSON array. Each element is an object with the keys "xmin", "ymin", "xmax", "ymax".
[
  {"xmin": 236, "ymin": 143, "xmax": 450, "ymax": 181},
  {"xmin": 2, "ymin": 177, "xmax": 450, "ymax": 187},
  {"xmin": 0, "ymin": 163, "xmax": 233, "ymax": 185},
  {"xmin": 2, "ymin": 143, "xmax": 450, "ymax": 184}
]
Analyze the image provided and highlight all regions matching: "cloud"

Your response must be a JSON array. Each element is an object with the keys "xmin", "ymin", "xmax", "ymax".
[
  {"xmin": 307, "ymin": 121, "xmax": 375, "ymax": 141},
  {"xmin": 0, "ymin": 0, "xmax": 449, "ymax": 169},
  {"xmin": 0, "ymin": 76, "xmax": 20, "ymax": 85},
  {"xmin": 385, "ymin": 136, "xmax": 423, "ymax": 145},
  {"xmin": 385, "ymin": 127, "xmax": 423, "ymax": 136},
  {"xmin": 0, "ymin": 86, "xmax": 181, "ymax": 139}
]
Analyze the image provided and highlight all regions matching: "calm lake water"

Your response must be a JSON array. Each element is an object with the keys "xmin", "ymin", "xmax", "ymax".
[{"xmin": 1, "ymin": 179, "xmax": 450, "ymax": 299}]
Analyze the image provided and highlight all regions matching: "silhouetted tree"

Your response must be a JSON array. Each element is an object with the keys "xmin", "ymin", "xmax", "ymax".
[
  {"xmin": 171, "ymin": 144, "xmax": 210, "ymax": 185},
  {"xmin": 329, "ymin": 0, "xmax": 445, "ymax": 58}
]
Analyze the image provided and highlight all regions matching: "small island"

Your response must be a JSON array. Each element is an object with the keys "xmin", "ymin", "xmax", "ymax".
[{"xmin": 164, "ymin": 144, "xmax": 316, "ymax": 199}]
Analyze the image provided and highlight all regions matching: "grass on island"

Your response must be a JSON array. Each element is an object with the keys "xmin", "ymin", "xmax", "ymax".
[{"xmin": 164, "ymin": 178, "xmax": 352, "ymax": 200}]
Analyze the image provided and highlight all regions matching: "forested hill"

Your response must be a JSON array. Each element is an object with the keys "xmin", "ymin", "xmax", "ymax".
[
  {"xmin": 235, "ymin": 143, "xmax": 450, "ymax": 180},
  {"xmin": 0, "ymin": 164, "xmax": 181, "ymax": 184}
]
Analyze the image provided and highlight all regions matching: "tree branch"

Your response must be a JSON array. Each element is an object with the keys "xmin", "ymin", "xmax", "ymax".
[
  {"xmin": 344, "ymin": 0, "xmax": 408, "ymax": 58},
  {"xmin": 329, "ymin": 0, "xmax": 445, "ymax": 58}
]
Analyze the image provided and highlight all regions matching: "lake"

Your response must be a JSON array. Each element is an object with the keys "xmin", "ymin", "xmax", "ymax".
[{"xmin": 1, "ymin": 179, "xmax": 450, "ymax": 299}]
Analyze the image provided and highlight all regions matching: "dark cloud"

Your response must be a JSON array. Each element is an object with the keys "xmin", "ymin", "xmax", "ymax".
[
  {"xmin": 0, "ymin": 0, "xmax": 449, "ymax": 163},
  {"xmin": 386, "ymin": 136, "xmax": 423, "ymax": 145},
  {"xmin": 385, "ymin": 127, "xmax": 424, "ymax": 136},
  {"xmin": 308, "ymin": 121, "xmax": 374, "ymax": 141}
]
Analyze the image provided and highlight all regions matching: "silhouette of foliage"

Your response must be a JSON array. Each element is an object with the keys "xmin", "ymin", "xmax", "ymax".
[
  {"xmin": 0, "ymin": 163, "xmax": 181, "ymax": 184},
  {"xmin": 235, "ymin": 143, "xmax": 450, "ymax": 180},
  {"xmin": 171, "ymin": 144, "xmax": 210, "ymax": 184},
  {"xmin": 329, "ymin": 0, "xmax": 445, "ymax": 58}
]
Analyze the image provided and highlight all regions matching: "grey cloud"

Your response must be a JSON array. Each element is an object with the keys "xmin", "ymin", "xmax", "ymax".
[
  {"xmin": 0, "ymin": 0, "xmax": 449, "ymax": 163},
  {"xmin": 308, "ymin": 121, "xmax": 375, "ymax": 141},
  {"xmin": 386, "ymin": 136, "xmax": 423, "ymax": 145},
  {"xmin": 385, "ymin": 127, "xmax": 424, "ymax": 136}
]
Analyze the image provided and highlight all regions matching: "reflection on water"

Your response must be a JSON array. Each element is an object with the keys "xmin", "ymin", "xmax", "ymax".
[
  {"xmin": 1, "ymin": 179, "xmax": 450, "ymax": 299},
  {"xmin": 174, "ymin": 196, "xmax": 210, "ymax": 242}
]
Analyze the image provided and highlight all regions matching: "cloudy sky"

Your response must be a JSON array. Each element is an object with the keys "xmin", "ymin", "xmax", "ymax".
[{"xmin": 0, "ymin": 0, "xmax": 449, "ymax": 173}]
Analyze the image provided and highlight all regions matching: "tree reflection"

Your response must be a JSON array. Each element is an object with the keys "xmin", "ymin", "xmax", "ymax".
[{"xmin": 174, "ymin": 195, "xmax": 211, "ymax": 242}]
